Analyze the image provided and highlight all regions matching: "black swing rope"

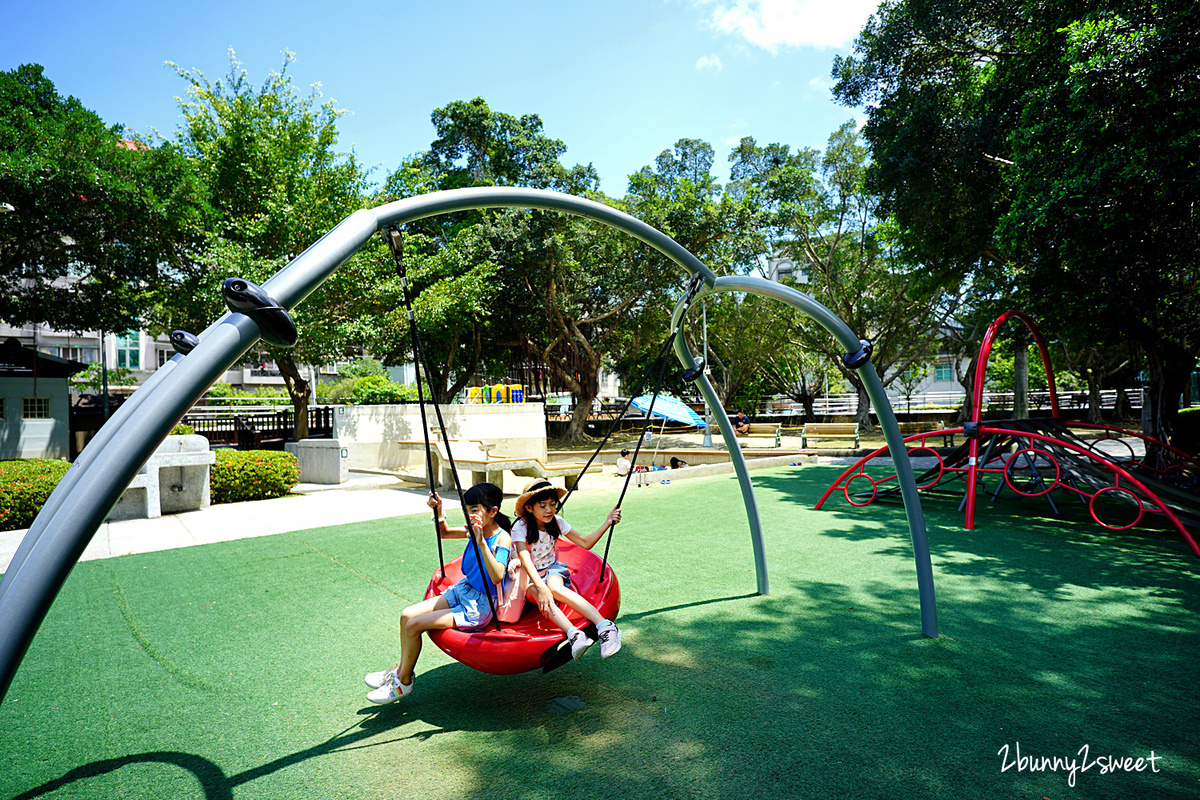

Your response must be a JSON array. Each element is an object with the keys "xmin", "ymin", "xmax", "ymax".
[
  {"xmin": 383, "ymin": 227, "xmax": 502, "ymax": 632},
  {"xmin": 558, "ymin": 273, "xmax": 707, "ymax": 583}
]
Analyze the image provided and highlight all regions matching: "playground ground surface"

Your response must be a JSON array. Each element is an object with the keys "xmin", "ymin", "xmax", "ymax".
[{"xmin": 2, "ymin": 464, "xmax": 1198, "ymax": 799}]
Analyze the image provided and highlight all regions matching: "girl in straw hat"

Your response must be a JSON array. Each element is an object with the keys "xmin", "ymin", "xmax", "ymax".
[{"xmin": 511, "ymin": 479, "xmax": 623, "ymax": 661}]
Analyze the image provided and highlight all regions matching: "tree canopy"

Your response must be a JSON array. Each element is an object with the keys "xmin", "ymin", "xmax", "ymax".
[
  {"xmin": 833, "ymin": 0, "xmax": 1200, "ymax": 445},
  {"xmin": 153, "ymin": 52, "xmax": 373, "ymax": 438},
  {"xmin": 0, "ymin": 64, "xmax": 208, "ymax": 334}
]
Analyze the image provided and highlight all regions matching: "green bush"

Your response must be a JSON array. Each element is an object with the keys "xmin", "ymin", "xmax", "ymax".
[
  {"xmin": 204, "ymin": 384, "xmax": 289, "ymax": 406},
  {"xmin": 352, "ymin": 374, "xmax": 416, "ymax": 404},
  {"xmin": 209, "ymin": 449, "xmax": 300, "ymax": 505},
  {"xmin": 171, "ymin": 422, "xmax": 195, "ymax": 435},
  {"xmin": 340, "ymin": 357, "xmax": 385, "ymax": 378},
  {"xmin": 316, "ymin": 377, "xmax": 358, "ymax": 403},
  {"xmin": 0, "ymin": 459, "xmax": 70, "ymax": 531},
  {"xmin": 314, "ymin": 375, "xmax": 419, "ymax": 405}
]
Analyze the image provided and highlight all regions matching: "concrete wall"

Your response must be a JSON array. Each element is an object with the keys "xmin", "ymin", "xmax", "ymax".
[
  {"xmin": 0, "ymin": 377, "xmax": 71, "ymax": 460},
  {"xmin": 332, "ymin": 403, "xmax": 547, "ymax": 470}
]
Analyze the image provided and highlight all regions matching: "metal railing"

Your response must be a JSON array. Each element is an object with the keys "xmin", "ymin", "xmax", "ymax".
[{"xmin": 181, "ymin": 406, "xmax": 335, "ymax": 449}]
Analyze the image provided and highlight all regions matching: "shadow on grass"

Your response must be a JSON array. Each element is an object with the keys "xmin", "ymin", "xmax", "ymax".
[{"xmin": 6, "ymin": 469, "xmax": 1200, "ymax": 799}]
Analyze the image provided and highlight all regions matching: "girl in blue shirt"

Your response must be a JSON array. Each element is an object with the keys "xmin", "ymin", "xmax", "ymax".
[{"xmin": 365, "ymin": 482, "xmax": 512, "ymax": 704}]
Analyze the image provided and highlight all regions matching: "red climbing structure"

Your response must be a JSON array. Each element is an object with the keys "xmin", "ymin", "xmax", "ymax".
[{"xmin": 816, "ymin": 310, "xmax": 1200, "ymax": 557}]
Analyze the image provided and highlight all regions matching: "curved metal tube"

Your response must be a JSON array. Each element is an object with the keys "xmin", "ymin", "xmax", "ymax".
[
  {"xmin": 0, "ymin": 187, "xmax": 932, "ymax": 705},
  {"xmin": 671, "ymin": 276, "xmax": 938, "ymax": 638},
  {"xmin": 965, "ymin": 309, "xmax": 1060, "ymax": 529}
]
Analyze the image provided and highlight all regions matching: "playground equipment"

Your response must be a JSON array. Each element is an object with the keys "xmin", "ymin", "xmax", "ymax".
[
  {"xmin": 425, "ymin": 540, "xmax": 619, "ymax": 674},
  {"xmin": 817, "ymin": 310, "xmax": 1200, "ymax": 557},
  {"xmin": 466, "ymin": 384, "xmax": 524, "ymax": 403},
  {"xmin": 0, "ymin": 187, "xmax": 937, "ymax": 705}
]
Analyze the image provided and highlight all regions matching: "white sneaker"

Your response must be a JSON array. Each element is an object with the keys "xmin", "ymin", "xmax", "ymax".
[
  {"xmin": 367, "ymin": 671, "xmax": 412, "ymax": 704},
  {"xmin": 364, "ymin": 665, "xmax": 398, "ymax": 689},
  {"xmin": 567, "ymin": 628, "xmax": 594, "ymax": 660},
  {"xmin": 597, "ymin": 623, "xmax": 622, "ymax": 659}
]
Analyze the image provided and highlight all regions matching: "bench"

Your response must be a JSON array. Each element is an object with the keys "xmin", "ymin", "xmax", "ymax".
[
  {"xmin": 108, "ymin": 435, "xmax": 217, "ymax": 521},
  {"xmin": 398, "ymin": 439, "xmax": 590, "ymax": 491},
  {"xmin": 736, "ymin": 422, "xmax": 782, "ymax": 447},
  {"xmin": 898, "ymin": 421, "xmax": 956, "ymax": 447},
  {"xmin": 800, "ymin": 423, "xmax": 860, "ymax": 449}
]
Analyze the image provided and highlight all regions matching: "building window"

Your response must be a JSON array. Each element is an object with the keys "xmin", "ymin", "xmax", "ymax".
[
  {"xmin": 23, "ymin": 398, "xmax": 51, "ymax": 419},
  {"xmin": 115, "ymin": 331, "xmax": 140, "ymax": 369},
  {"xmin": 157, "ymin": 348, "xmax": 173, "ymax": 368},
  {"xmin": 58, "ymin": 346, "xmax": 98, "ymax": 363},
  {"xmin": 934, "ymin": 362, "xmax": 954, "ymax": 382}
]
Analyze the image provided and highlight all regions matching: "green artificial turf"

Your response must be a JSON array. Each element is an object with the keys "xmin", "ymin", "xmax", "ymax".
[{"xmin": 3, "ymin": 466, "xmax": 1199, "ymax": 799}]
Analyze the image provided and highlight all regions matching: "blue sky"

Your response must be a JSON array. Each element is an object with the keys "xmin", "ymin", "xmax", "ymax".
[{"xmin": 2, "ymin": 0, "xmax": 880, "ymax": 195}]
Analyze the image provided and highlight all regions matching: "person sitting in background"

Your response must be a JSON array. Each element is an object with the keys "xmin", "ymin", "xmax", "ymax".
[
  {"xmin": 670, "ymin": 456, "xmax": 688, "ymax": 469},
  {"xmin": 615, "ymin": 449, "xmax": 632, "ymax": 476},
  {"xmin": 734, "ymin": 411, "xmax": 751, "ymax": 435}
]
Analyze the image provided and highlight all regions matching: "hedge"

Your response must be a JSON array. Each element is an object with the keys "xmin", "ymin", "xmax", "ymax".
[
  {"xmin": 209, "ymin": 449, "xmax": 301, "ymax": 505},
  {"xmin": 0, "ymin": 459, "xmax": 71, "ymax": 531}
]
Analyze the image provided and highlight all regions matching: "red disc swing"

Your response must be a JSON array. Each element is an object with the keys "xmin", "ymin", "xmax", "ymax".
[
  {"xmin": 425, "ymin": 541, "xmax": 620, "ymax": 674},
  {"xmin": 383, "ymin": 229, "xmax": 698, "ymax": 676}
]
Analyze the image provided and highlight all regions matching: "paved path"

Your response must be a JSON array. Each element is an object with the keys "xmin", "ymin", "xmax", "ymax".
[
  {"xmin": 1, "ymin": 448, "xmax": 814, "ymax": 573},
  {"xmin": 0, "ymin": 474, "xmax": 430, "ymax": 573}
]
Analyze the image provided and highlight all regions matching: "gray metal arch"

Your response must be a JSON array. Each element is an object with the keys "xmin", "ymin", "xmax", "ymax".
[
  {"xmin": 669, "ymin": 277, "xmax": 938, "ymax": 637},
  {"xmin": 0, "ymin": 187, "xmax": 935, "ymax": 705}
]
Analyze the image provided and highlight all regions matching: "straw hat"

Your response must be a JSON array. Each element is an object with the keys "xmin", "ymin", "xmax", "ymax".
[{"xmin": 514, "ymin": 479, "xmax": 567, "ymax": 518}]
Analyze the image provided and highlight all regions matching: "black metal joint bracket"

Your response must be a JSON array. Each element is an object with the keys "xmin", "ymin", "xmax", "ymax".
[
  {"xmin": 221, "ymin": 278, "xmax": 298, "ymax": 349},
  {"xmin": 842, "ymin": 339, "xmax": 873, "ymax": 370}
]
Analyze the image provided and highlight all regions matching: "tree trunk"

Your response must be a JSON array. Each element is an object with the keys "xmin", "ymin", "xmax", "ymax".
[
  {"xmin": 1142, "ymin": 345, "xmax": 1194, "ymax": 468},
  {"xmin": 275, "ymin": 352, "xmax": 310, "ymax": 441},
  {"xmin": 1013, "ymin": 345, "xmax": 1029, "ymax": 419},
  {"xmin": 954, "ymin": 353, "xmax": 979, "ymax": 424},
  {"xmin": 1085, "ymin": 370, "xmax": 1105, "ymax": 424},
  {"xmin": 1113, "ymin": 377, "xmax": 1134, "ymax": 422},
  {"xmin": 852, "ymin": 376, "xmax": 873, "ymax": 430}
]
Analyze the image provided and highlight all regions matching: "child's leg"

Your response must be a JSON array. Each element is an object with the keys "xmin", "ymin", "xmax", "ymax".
[
  {"xmin": 546, "ymin": 579, "xmax": 607, "ymax": 627},
  {"xmin": 527, "ymin": 579, "xmax": 576, "ymax": 633},
  {"xmin": 398, "ymin": 595, "xmax": 454, "ymax": 685}
]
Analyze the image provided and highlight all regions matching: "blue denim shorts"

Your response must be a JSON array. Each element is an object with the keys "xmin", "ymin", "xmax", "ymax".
[
  {"xmin": 442, "ymin": 580, "xmax": 495, "ymax": 631},
  {"xmin": 539, "ymin": 560, "xmax": 572, "ymax": 588}
]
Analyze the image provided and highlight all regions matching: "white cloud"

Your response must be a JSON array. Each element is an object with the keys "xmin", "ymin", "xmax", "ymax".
[
  {"xmin": 696, "ymin": 0, "xmax": 882, "ymax": 52},
  {"xmin": 695, "ymin": 54, "xmax": 724, "ymax": 73}
]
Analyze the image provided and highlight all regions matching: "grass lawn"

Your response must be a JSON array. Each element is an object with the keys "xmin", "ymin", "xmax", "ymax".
[{"xmin": 2, "ymin": 465, "xmax": 1198, "ymax": 799}]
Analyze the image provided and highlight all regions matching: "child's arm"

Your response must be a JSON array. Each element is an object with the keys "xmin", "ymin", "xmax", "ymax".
[
  {"xmin": 468, "ymin": 513, "xmax": 511, "ymax": 585},
  {"xmin": 562, "ymin": 507, "xmax": 621, "ymax": 551},
  {"xmin": 427, "ymin": 491, "xmax": 468, "ymax": 539},
  {"xmin": 516, "ymin": 542, "xmax": 556, "ymax": 613}
]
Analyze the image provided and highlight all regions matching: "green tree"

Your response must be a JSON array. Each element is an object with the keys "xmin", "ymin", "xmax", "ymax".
[
  {"xmin": 381, "ymin": 98, "xmax": 680, "ymax": 441},
  {"xmin": 624, "ymin": 138, "xmax": 761, "ymax": 410},
  {"xmin": 0, "ymin": 64, "xmax": 208, "ymax": 333},
  {"xmin": 153, "ymin": 52, "xmax": 373, "ymax": 439},
  {"xmin": 730, "ymin": 124, "xmax": 954, "ymax": 428},
  {"xmin": 833, "ymin": 0, "xmax": 1200, "ymax": 454},
  {"xmin": 70, "ymin": 361, "xmax": 137, "ymax": 393}
]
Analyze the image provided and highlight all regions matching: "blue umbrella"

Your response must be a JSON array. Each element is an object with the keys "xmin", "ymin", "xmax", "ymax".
[{"xmin": 630, "ymin": 394, "xmax": 706, "ymax": 427}]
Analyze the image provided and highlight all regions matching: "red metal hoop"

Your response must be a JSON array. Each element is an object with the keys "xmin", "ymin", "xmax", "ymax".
[
  {"xmin": 1086, "ymin": 435, "xmax": 1136, "ymax": 465},
  {"xmin": 1003, "ymin": 447, "xmax": 1061, "ymax": 498},
  {"xmin": 908, "ymin": 446, "xmax": 945, "ymax": 491},
  {"xmin": 1089, "ymin": 486, "xmax": 1144, "ymax": 531},
  {"xmin": 844, "ymin": 472, "xmax": 878, "ymax": 506}
]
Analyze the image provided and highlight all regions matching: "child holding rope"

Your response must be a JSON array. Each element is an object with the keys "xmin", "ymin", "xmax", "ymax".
[
  {"xmin": 365, "ymin": 482, "xmax": 512, "ymax": 704},
  {"xmin": 511, "ymin": 479, "xmax": 623, "ymax": 660}
]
